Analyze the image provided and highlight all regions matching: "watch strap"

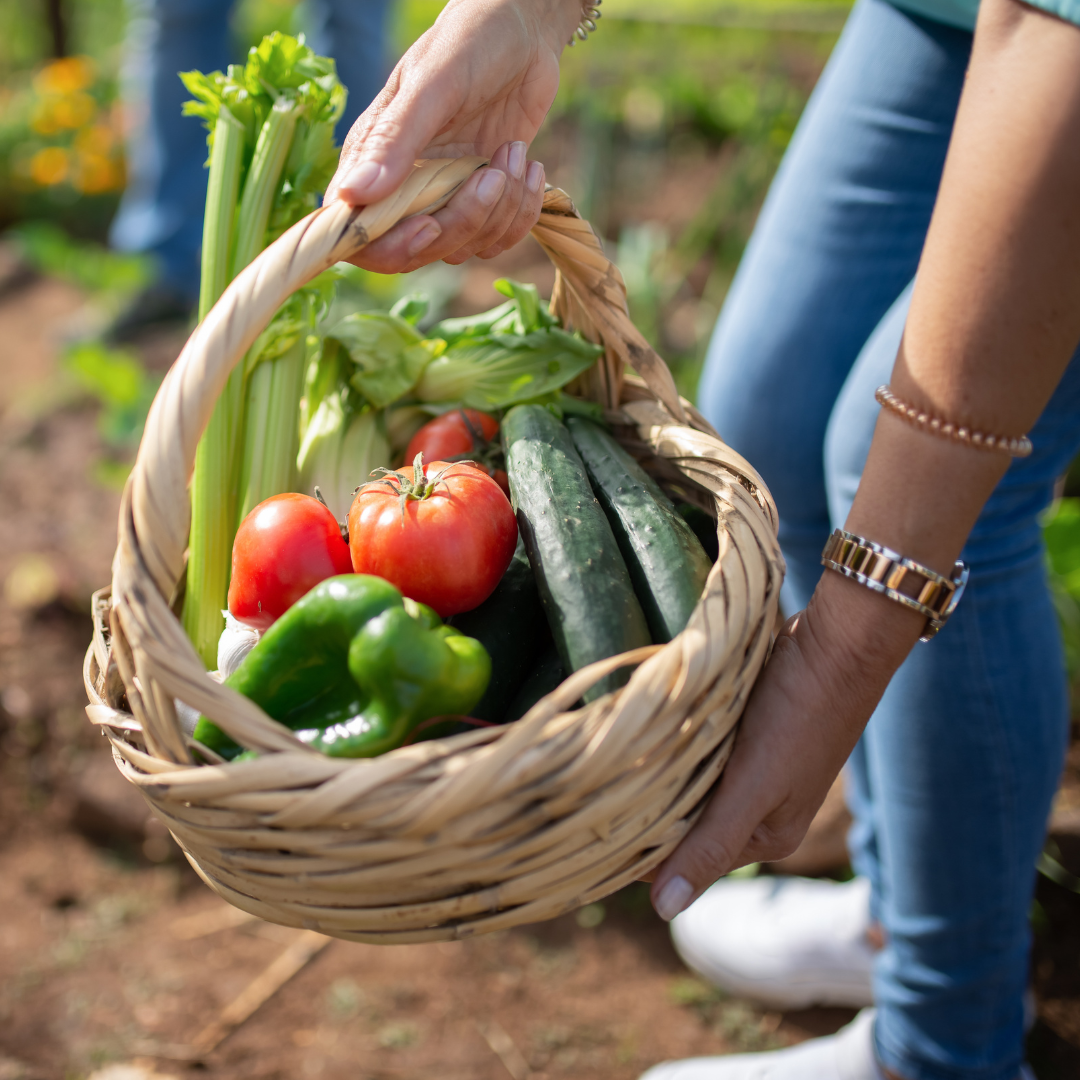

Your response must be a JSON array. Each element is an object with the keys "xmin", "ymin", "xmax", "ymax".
[{"xmin": 821, "ymin": 528, "xmax": 969, "ymax": 642}]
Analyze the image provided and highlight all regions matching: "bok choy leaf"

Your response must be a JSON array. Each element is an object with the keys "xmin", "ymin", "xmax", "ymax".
[{"xmin": 414, "ymin": 328, "xmax": 602, "ymax": 410}]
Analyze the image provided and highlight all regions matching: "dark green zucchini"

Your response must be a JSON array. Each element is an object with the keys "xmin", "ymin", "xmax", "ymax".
[
  {"xmin": 567, "ymin": 417, "xmax": 712, "ymax": 643},
  {"xmin": 449, "ymin": 536, "xmax": 550, "ymax": 722},
  {"xmin": 502, "ymin": 404, "xmax": 651, "ymax": 702},
  {"xmin": 502, "ymin": 645, "xmax": 567, "ymax": 722}
]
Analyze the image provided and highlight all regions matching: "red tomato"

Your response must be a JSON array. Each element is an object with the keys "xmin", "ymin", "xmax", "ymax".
[
  {"xmin": 347, "ymin": 459, "xmax": 517, "ymax": 617},
  {"xmin": 405, "ymin": 409, "xmax": 499, "ymax": 464},
  {"xmin": 228, "ymin": 493, "xmax": 353, "ymax": 630},
  {"xmin": 405, "ymin": 411, "xmax": 511, "ymax": 498}
]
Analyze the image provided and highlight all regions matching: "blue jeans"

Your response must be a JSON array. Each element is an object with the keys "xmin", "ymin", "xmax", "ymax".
[
  {"xmin": 109, "ymin": 0, "xmax": 392, "ymax": 299},
  {"xmin": 698, "ymin": 1, "xmax": 1076, "ymax": 1076}
]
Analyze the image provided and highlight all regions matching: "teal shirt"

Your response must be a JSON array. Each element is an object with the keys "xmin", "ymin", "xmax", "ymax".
[{"xmin": 890, "ymin": 0, "xmax": 1080, "ymax": 30}]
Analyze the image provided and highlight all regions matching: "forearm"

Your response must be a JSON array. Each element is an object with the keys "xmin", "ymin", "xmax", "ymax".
[
  {"xmin": 794, "ymin": 0, "xmax": 1080, "ymax": 728},
  {"xmin": 847, "ymin": 0, "xmax": 1080, "ymax": 579}
]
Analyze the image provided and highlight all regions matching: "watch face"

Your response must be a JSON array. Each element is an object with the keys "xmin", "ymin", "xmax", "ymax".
[{"xmin": 940, "ymin": 561, "xmax": 970, "ymax": 621}]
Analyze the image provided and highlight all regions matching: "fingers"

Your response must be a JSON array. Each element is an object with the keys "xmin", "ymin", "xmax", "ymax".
[
  {"xmin": 649, "ymin": 752, "xmax": 777, "ymax": 922},
  {"xmin": 649, "ymin": 622, "xmax": 818, "ymax": 921},
  {"xmin": 326, "ymin": 64, "xmax": 462, "ymax": 207},
  {"xmin": 347, "ymin": 144, "xmax": 546, "ymax": 275},
  {"xmin": 474, "ymin": 159, "xmax": 546, "ymax": 260}
]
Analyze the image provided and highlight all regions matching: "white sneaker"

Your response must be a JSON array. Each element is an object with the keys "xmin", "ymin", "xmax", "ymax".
[
  {"xmin": 670, "ymin": 876, "xmax": 876, "ymax": 1010},
  {"xmin": 639, "ymin": 1008, "xmax": 883, "ymax": 1080}
]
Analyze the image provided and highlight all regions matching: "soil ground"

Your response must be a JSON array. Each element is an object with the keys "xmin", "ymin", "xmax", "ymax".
[{"xmin": 1, "ymin": 260, "xmax": 1079, "ymax": 1080}]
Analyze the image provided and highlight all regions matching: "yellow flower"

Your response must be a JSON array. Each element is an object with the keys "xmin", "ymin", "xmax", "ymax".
[
  {"xmin": 54, "ymin": 91, "xmax": 97, "ymax": 130},
  {"xmin": 34, "ymin": 56, "xmax": 95, "ymax": 96},
  {"xmin": 74, "ymin": 123, "xmax": 116, "ymax": 155},
  {"xmin": 29, "ymin": 146, "xmax": 70, "ymax": 187},
  {"xmin": 30, "ymin": 103, "xmax": 61, "ymax": 137},
  {"xmin": 74, "ymin": 151, "xmax": 124, "ymax": 194},
  {"xmin": 31, "ymin": 91, "xmax": 97, "ymax": 135}
]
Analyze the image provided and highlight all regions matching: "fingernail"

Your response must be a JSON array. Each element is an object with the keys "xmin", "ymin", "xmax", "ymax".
[
  {"xmin": 477, "ymin": 169, "xmax": 507, "ymax": 206},
  {"xmin": 340, "ymin": 159, "xmax": 382, "ymax": 200},
  {"xmin": 654, "ymin": 875, "xmax": 694, "ymax": 922},
  {"xmin": 508, "ymin": 141, "xmax": 527, "ymax": 180},
  {"xmin": 526, "ymin": 160, "xmax": 544, "ymax": 194},
  {"xmin": 407, "ymin": 221, "xmax": 441, "ymax": 256}
]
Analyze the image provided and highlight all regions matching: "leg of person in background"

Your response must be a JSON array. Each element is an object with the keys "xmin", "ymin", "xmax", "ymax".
[
  {"xmin": 821, "ymin": 288, "xmax": 1079, "ymax": 1080},
  {"xmin": 307, "ymin": 0, "xmax": 394, "ymax": 143},
  {"xmin": 107, "ymin": 0, "xmax": 230, "ymax": 340}
]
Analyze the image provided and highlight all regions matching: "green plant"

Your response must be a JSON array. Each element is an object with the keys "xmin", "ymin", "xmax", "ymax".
[
  {"xmin": 64, "ymin": 340, "xmax": 159, "ymax": 448},
  {"xmin": 11, "ymin": 220, "xmax": 151, "ymax": 297},
  {"xmin": 1042, "ymin": 497, "xmax": 1080, "ymax": 675}
]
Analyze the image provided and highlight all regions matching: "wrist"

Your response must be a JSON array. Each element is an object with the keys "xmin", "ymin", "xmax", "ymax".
[
  {"xmin": 792, "ymin": 569, "xmax": 924, "ymax": 727},
  {"xmin": 451, "ymin": 0, "xmax": 579, "ymax": 51},
  {"xmin": 523, "ymin": 0, "xmax": 586, "ymax": 51}
]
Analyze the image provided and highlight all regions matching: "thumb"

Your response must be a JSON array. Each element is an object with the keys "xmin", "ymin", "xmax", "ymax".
[
  {"xmin": 649, "ymin": 760, "xmax": 770, "ymax": 922},
  {"xmin": 326, "ymin": 76, "xmax": 458, "ymax": 207}
]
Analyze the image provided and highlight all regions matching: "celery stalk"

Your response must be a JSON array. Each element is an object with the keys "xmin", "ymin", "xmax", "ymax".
[
  {"xmin": 183, "ymin": 109, "xmax": 246, "ymax": 666},
  {"xmin": 197, "ymin": 108, "xmax": 244, "ymax": 320},
  {"xmin": 180, "ymin": 35, "xmax": 344, "ymax": 666},
  {"xmin": 230, "ymin": 98, "xmax": 300, "ymax": 279},
  {"xmin": 231, "ymin": 99, "xmax": 305, "ymax": 523},
  {"xmin": 237, "ymin": 338, "xmax": 306, "ymax": 520},
  {"xmin": 184, "ymin": 374, "xmax": 245, "ymax": 665},
  {"xmin": 185, "ymin": 100, "xmax": 301, "ymax": 664}
]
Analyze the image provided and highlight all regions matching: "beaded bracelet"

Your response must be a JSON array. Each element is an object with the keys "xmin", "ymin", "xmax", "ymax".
[
  {"xmin": 568, "ymin": 0, "xmax": 601, "ymax": 45},
  {"xmin": 875, "ymin": 384, "xmax": 1032, "ymax": 458}
]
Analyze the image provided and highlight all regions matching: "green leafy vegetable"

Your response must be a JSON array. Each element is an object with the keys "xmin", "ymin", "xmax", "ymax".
[
  {"xmin": 327, "ymin": 313, "xmax": 445, "ymax": 410},
  {"xmin": 297, "ymin": 395, "xmax": 391, "ymax": 521},
  {"xmin": 389, "ymin": 294, "xmax": 430, "ymax": 327},
  {"xmin": 415, "ymin": 328, "xmax": 602, "ymax": 411}
]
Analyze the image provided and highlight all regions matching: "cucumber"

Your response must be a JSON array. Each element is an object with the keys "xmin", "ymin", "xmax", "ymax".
[
  {"xmin": 567, "ymin": 417, "xmax": 712, "ymax": 643},
  {"xmin": 676, "ymin": 501, "xmax": 720, "ymax": 564},
  {"xmin": 503, "ymin": 405, "xmax": 651, "ymax": 702},
  {"xmin": 502, "ymin": 645, "xmax": 567, "ymax": 722},
  {"xmin": 449, "ymin": 536, "xmax": 550, "ymax": 722}
]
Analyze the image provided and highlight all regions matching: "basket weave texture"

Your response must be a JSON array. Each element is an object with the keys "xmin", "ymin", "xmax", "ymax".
[{"xmin": 83, "ymin": 158, "xmax": 784, "ymax": 943}]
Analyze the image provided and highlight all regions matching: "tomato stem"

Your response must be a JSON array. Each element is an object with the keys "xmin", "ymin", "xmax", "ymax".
[{"xmin": 360, "ymin": 452, "xmax": 456, "ymax": 521}]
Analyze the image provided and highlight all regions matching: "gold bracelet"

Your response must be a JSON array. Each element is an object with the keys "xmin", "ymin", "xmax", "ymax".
[
  {"xmin": 567, "ymin": 0, "xmax": 601, "ymax": 44},
  {"xmin": 821, "ymin": 528, "xmax": 969, "ymax": 641},
  {"xmin": 875, "ymin": 384, "xmax": 1032, "ymax": 458}
]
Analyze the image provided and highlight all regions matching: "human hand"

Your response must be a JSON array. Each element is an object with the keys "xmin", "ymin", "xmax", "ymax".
[
  {"xmin": 324, "ymin": 0, "xmax": 581, "ymax": 273},
  {"xmin": 649, "ymin": 570, "xmax": 926, "ymax": 922}
]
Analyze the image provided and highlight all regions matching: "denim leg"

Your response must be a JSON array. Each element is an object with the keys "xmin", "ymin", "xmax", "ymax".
[
  {"xmin": 696, "ymin": 0, "xmax": 971, "ymax": 616},
  {"xmin": 825, "ymin": 288, "xmax": 1079, "ymax": 1079},
  {"xmin": 109, "ymin": 0, "xmax": 232, "ymax": 299},
  {"xmin": 308, "ymin": 0, "xmax": 393, "ymax": 142}
]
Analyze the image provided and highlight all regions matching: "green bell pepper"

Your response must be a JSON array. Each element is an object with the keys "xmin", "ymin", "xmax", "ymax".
[{"xmin": 193, "ymin": 574, "xmax": 490, "ymax": 759}]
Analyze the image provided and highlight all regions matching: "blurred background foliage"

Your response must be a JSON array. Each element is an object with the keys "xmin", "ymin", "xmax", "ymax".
[
  {"xmin": 0, "ymin": 0, "xmax": 839, "ymax": 383},
  {"xmin": 6, "ymin": 0, "xmax": 1080, "ymax": 676}
]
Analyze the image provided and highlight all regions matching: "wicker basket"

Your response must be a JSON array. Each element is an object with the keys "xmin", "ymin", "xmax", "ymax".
[{"xmin": 83, "ymin": 158, "xmax": 784, "ymax": 944}]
